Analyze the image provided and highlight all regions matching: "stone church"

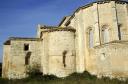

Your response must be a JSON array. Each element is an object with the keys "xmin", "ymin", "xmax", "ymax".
[{"xmin": 2, "ymin": 0, "xmax": 128, "ymax": 79}]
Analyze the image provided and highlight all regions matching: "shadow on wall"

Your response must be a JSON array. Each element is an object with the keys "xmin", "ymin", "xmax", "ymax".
[{"xmin": 25, "ymin": 52, "xmax": 31, "ymax": 65}]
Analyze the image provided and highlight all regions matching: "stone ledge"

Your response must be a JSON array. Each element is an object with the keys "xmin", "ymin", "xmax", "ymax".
[
  {"xmin": 40, "ymin": 27, "xmax": 76, "ymax": 33},
  {"xmin": 94, "ymin": 40, "xmax": 128, "ymax": 48}
]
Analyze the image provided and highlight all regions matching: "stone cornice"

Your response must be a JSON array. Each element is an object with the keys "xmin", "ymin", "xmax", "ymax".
[
  {"xmin": 41, "ymin": 27, "xmax": 76, "ymax": 33},
  {"xmin": 94, "ymin": 40, "xmax": 128, "ymax": 48}
]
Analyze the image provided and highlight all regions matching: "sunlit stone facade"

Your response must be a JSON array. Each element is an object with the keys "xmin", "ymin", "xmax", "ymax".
[{"xmin": 2, "ymin": 0, "xmax": 128, "ymax": 79}]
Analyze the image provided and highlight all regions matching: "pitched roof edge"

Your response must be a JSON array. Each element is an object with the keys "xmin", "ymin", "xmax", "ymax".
[{"xmin": 58, "ymin": 15, "xmax": 71, "ymax": 26}]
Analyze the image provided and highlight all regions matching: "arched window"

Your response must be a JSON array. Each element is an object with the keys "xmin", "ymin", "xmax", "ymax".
[
  {"xmin": 102, "ymin": 25, "xmax": 109, "ymax": 43},
  {"xmin": 89, "ymin": 29, "xmax": 93, "ymax": 48}
]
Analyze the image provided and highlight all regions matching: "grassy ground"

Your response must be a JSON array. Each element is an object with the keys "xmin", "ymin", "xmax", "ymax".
[{"xmin": 0, "ymin": 71, "xmax": 128, "ymax": 84}]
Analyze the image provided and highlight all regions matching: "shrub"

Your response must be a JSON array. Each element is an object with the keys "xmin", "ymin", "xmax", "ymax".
[
  {"xmin": 42, "ymin": 75, "xmax": 59, "ymax": 80},
  {"xmin": 26, "ymin": 64, "xmax": 42, "ymax": 78},
  {"xmin": 66, "ymin": 71, "xmax": 97, "ymax": 80}
]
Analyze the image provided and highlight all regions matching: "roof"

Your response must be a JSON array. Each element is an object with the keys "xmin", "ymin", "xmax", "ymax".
[
  {"xmin": 4, "ymin": 37, "xmax": 42, "ymax": 45},
  {"xmin": 40, "ymin": 25, "xmax": 59, "ymax": 29},
  {"xmin": 40, "ymin": 26, "xmax": 76, "ymax": 33},
  {"xmin": 9, "ymin": 37, "xmax": 41, "ymax": 41},
  {"xmin": 4, "ymin": 40, "xmax": 11, "ymax": 45}
]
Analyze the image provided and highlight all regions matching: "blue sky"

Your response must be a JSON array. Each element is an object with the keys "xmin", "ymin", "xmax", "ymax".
[{"xmin": 0, "ymin": 0, "xmax": 94, "ymax": 62}]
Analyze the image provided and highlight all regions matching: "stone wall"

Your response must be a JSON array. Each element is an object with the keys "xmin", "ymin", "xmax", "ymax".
[
  {"xmin": 89, "ymin": 41, "xmax": 128, "ymax": 78},
  {"xmin": 116, "ymin": 2, "xmax": 128, "ymax": 40},
  {"xmin": 2, "ymin": 0, "xmax": 128, "ymax": 79},
  {"xmin": 66, "ymin": 0, "xmax": 128, "ymax": 77},
  {"xmin": 7, "ymin": 39, "xmax": 42, "ymax": 79},
  {"xmin": 42, "ymin": 30, "xmax": 76, "ymax": 77}
]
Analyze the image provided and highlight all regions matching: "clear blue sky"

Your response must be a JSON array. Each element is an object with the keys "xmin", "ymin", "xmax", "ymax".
[{"xmin": 0, "ymin": 0, "xmax": 94, "ymax": 62}]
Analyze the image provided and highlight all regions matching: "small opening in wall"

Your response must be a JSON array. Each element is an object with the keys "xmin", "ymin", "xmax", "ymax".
[
  {"xmin": 63, "ymin": 50, "xmax": 67, "ymax": 67},
  {"xmin": 40, "ymin": 32, "xmax": 43, "ymax": 38},
  {"xmin": 118, "ymin": 24, "xmax": 122, "ymax": 40},
  {"xmin": 24, "ymin": 44, "xmax": 29, "ymax": 51}
]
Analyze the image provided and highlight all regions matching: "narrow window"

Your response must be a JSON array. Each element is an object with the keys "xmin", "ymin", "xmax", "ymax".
[
  {"xmin": 62, "ymin": 51, "xmax": 67, "ymax": 67},
  {"xmin": 25, "ymin": 52, "xmax": 31, "ymax": 65},
  {"xmin": 89, "ymin": 29, "xmax": 93, "ymax": 48},
  {"xmin": 24, "ymin": 44, "xmax": 29, "ymax": 51},
  {"xmin": 118, "ymin": 25, "xmax": 121, "ymax": 40},
  {"xmin": 102, "ymin": 28, "xmax": 109, "ymax": 43}
]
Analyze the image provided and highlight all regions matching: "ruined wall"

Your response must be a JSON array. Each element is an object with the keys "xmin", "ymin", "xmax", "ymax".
[
  {"xmin": 89, "ymin": 42, "xmax": 128, "ymax": 78},
  {"xmin": 42, "ymin": 30, "xmax": 76, "ymax": 77},
  {"xmin": 8, "ymin": 39, "xmax": 42, "ymax": 79}
]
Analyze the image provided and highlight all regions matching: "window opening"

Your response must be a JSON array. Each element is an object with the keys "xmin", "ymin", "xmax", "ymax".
[
  {"xmin": 62, "ymin": 50, "xmax": 67, "ymax": 67},
  {"xmin": 24, "ymin": 44, "xmax": 29, "ymax": 51}
]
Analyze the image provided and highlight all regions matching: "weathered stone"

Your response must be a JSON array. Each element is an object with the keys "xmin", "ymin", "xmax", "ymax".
[{"xmin": 2, "ymin": 0, "xmax": 128, "ymax": 79}]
